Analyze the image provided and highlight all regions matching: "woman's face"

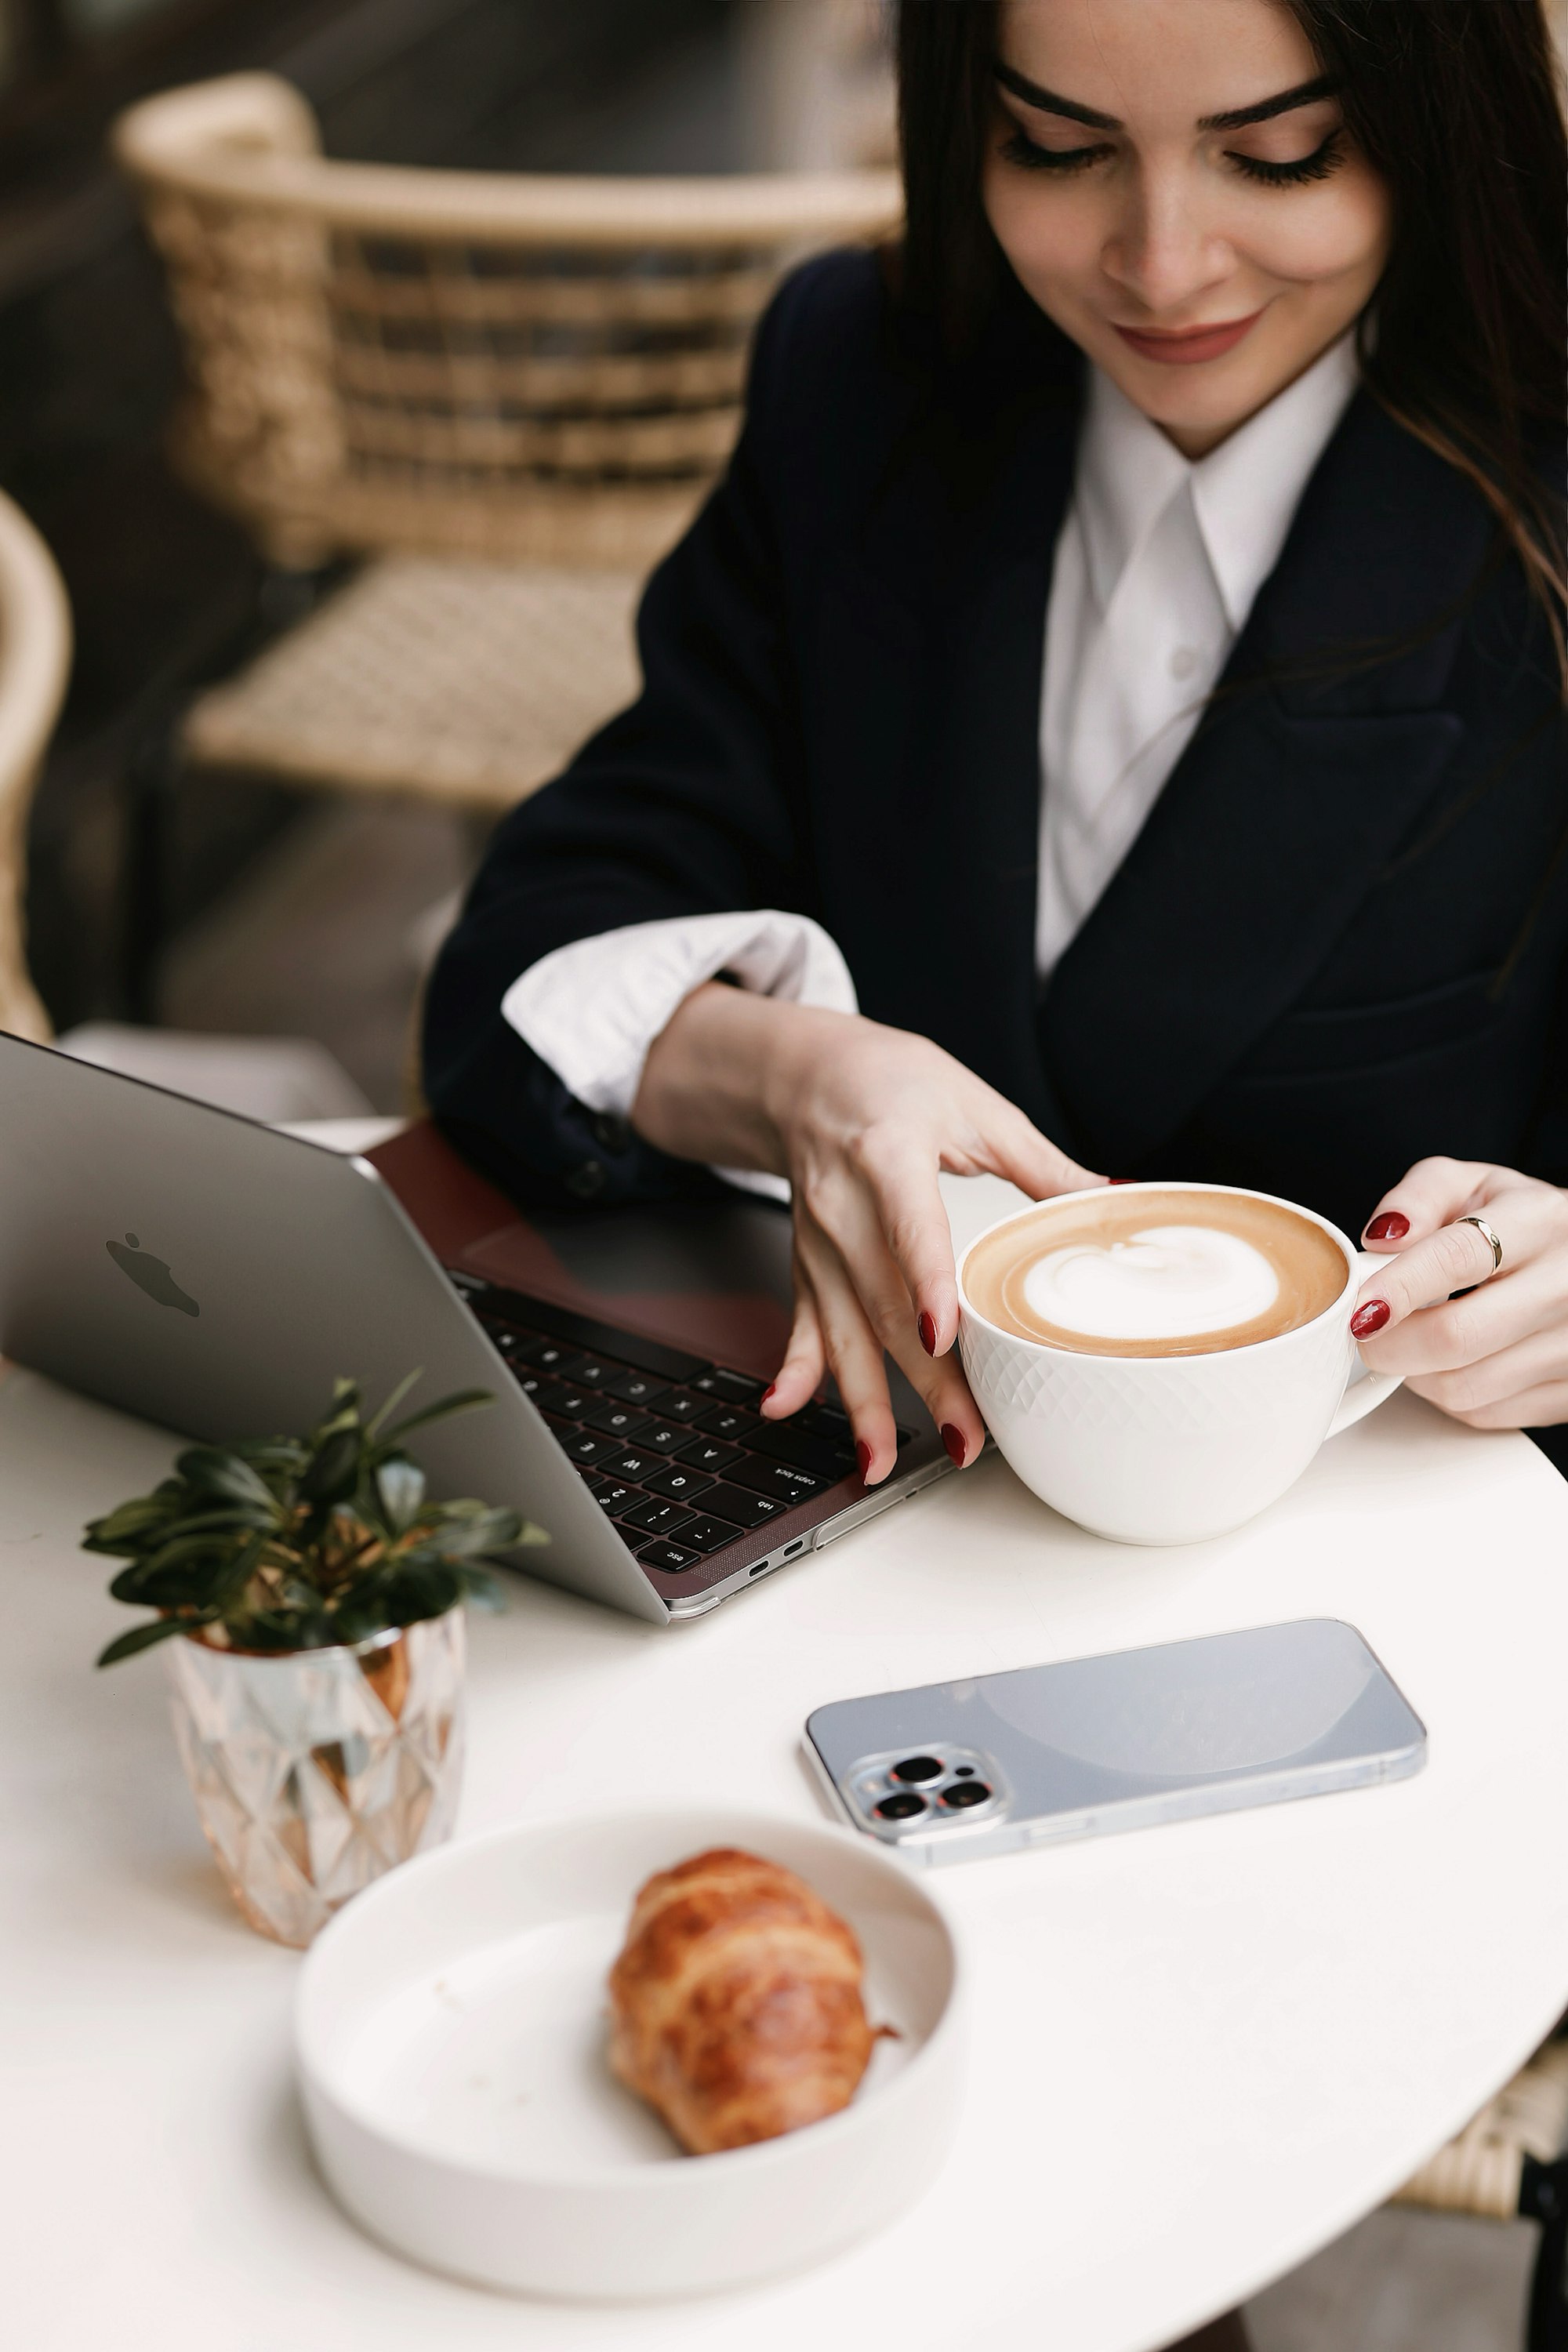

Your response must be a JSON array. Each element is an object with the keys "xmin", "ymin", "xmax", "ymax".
[{"xmin": 983, "ymin": 0, "xmax": 1392, "ymax": 453}]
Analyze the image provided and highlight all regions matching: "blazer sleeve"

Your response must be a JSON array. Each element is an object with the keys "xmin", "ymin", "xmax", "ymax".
[{"xmin": 421, "ymin": 255, "xmax": 849, "ymax": 1212}]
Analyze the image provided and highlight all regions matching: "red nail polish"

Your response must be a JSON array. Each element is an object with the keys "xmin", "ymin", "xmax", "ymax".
[
  {"xmin": 1364, "ymin": 1213, "xmax": 1410, "ymax": 1243},
  {"xmin": 1350, "ymin": 1300, "xmax": 1391, "ymax": 1338},
  {"xmin": 941, "ymin": 1424, "xmax": 967, "ymax": 1468},
  {"xmin": 1106, "ymin": 1178, "xmax": 1133, "ymax": 1187},
  {"xmin": 855, "ymin": 1439, "xmax": 873, "ymax": 1481},
  {"xmin": 918, "ymin": 1312, "xmax": 937, "ymax": 1356},
  {"xmin": 762, "ymin": 1383, "xmax": 777, "ymax": 1403}
]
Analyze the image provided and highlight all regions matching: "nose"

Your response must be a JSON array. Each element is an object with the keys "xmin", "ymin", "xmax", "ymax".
[{"xmin": 1102, "ymin": 164, "xmax": 1234, "ymax": 317}]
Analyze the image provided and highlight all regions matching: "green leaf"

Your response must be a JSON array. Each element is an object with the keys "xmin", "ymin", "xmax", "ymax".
[
  {"xmin": 375, "ymin": 1456, "xmax": 426, "ymax": 1534},
  {"xmin": 96, "ymin": 1613, "xmax": 216, "ymax": 1668},
  {"xmin": 365, "ymin": 1368, "xmax": 423, "ymax": 1438},
  {"xmin": 426, "ymin": 1508, "xmax": 524, "ymax": 1559},
  {"xmin": 379, "ymin": 1388, "xmax": 495, "ymax": 1445},
  {"xmin": 174, "ymin": 1449, "xmax": 275, "ymax": 1507},
  {"xmin": 299, "ymin": 1428, "xmax": 363, "ymax": 1507}
]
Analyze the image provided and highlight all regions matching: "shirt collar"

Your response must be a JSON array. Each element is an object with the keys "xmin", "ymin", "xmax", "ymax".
[{"xmin": 1074, "ymin": 330, "xmax": 1360, "ymax": 630}]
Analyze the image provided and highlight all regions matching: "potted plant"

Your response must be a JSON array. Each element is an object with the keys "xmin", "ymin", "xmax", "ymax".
[{"xmin": 87, "ymin": 1374, "xmax": 544, "ymax": 1948}]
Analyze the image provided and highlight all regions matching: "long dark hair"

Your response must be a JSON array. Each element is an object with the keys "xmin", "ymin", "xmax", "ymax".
[{"xmin": 896, "ymin": 0, "xmax": 1568, "ymax": 683}]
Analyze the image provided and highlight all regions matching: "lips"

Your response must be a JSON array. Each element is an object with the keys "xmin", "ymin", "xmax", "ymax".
[{"xmin": 1113, "ymin": 310, "xmax": 1265, "ymax": 365}]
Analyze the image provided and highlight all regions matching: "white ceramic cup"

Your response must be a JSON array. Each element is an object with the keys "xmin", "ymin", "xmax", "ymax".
[{"xmin": 956, "ymin": 1181, "xmax": 1403, "ymax": 1546}]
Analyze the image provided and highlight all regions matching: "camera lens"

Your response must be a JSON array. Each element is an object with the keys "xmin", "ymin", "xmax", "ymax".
[
  {"xmin": 953, "ymin": 1765, "xmax": 975, "ymax": 1777},
  {"xmin": 891, "ymin": 1756, "xmax": 944, "ymax": 1784},
  {"xmin": 942, "ymin": 1780, "xmax": 992, "ymax": 1809},
  {"xmin": 875, "ymin": 1791, "xmax": 927, "ymax": 1821}
]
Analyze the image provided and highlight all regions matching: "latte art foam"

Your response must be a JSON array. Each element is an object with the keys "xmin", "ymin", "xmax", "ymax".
[
  {"xmin": 964, "ymin": 1188, "xmax": 1349, "ymax": 1359},
  {"xmin": 1024, "ymin": 1225, "xmax": 1279, "ymax": 1342}
]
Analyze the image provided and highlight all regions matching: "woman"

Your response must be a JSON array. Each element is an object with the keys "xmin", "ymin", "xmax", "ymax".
[{"xmin": 426, "ymin": 0, "xmax": 1568, "ymax": 1497}]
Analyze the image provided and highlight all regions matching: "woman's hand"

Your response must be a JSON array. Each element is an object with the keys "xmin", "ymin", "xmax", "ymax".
[
  {"xmin": 1352, "ymin": 1159, "xmax": 1568, "ymax": 1428},
  {"xmin": 632, "ymin": 986, "xmax": 1101, "ymax": 1482}
]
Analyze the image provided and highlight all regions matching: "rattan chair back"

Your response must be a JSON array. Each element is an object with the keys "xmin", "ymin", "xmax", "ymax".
[
  {"xmin": 0, "ymin": 492, "xmax": 70, "ymax": 1043},
  {"xmin": 114, "ymin": 74, "xmax": 902, "ymax": 572}
]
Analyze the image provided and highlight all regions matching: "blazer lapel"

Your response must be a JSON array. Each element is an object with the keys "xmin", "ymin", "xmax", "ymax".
[
  {"xmin": 1039, "ymin": 395, "xmax": 1486, "ymax": 1168},
  {"xmin": 829, "ymin": 316, "xmax": 1082, "ymax": 1134}
]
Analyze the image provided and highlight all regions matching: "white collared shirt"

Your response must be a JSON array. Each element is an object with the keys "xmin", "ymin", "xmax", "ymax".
[{"xmin": 502, "ymin": 335, "xmax": 1359, "ymax": 1158}]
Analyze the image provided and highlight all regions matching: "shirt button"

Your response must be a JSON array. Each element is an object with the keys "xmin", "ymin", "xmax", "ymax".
[
  {"xmin": 566, "ymin": 1160, "xmax": 606, "ymax": 1200},
  {"xmin": 1168, "ymin": 646, "xmax": 1199, "ymax": 681}
]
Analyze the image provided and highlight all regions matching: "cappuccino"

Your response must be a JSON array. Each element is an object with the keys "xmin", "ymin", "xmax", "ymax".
[{"xmin": 962, "ymin": 1189, "xmax": 1348, "ymax": 1358}]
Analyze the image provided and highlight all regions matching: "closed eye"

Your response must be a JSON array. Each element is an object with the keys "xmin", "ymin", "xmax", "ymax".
[
  {"xmin": 1227, "ymin": 129, "xmax": 1346, "ymax": 187},
  {"xmin": 1000, "ymin": 128, "xmax": 1115, "ymax": 175}
]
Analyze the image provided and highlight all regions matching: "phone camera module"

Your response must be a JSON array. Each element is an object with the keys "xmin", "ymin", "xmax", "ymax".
[
  {"xmin": 941, "ymin": 1780, "xmax": 992, "ymax": 1810},
  {"xmin": 891, "ymin": 1756, "xmax": 944, "ymax": 1784},
  {"xmin": 874, "ymin": 1791, "xmax": 928, "ymax": 1821}
]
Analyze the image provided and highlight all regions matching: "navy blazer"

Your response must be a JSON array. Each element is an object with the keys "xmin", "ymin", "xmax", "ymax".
[{"xmin": 426, "ymin": 249, "xmax": 1567, "ymax": 1290}]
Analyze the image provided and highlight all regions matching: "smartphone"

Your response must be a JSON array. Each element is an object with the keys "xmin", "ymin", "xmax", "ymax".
[{"xmin": 804, "ymin": 1618, "xmax": 1425, "ymax": 1867}]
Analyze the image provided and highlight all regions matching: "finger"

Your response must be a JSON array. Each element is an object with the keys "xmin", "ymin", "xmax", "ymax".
[
  {"xmin": 975, "ymin": 1098, "xmax": 1103, "ymax": 1203},
  {"xmin": 763, "ymin": 1256, "xmax": 826, "ymax": 1420},
  {"xmin": 1359, "ymin": 1157, "xmax": 1497, "ymax": 1249},
  {"xmin": 1352, "ymin": 1188, "xmax": 1563, "ymax": 1338},
  {"xmin": 805, "ymin": 1174, "xmax": 986, "ymax": 1468},
  {"xmin": 1413, "ymin": 1377, "xmax": 1568, "ymax": 1432},
  {"xmin": 793, "ymin": 1210, "xmax": 901, "ymax": 1483},
  {"xmin": 852, "ymin": 1136, "xmax": 961, "ymax": 1356},
  {"xmin": 1354, "ymin": 1258, "xmax": 1562, "ymax": 1378},
  {"xmin": 1402, "ymin": 1320, "xmax": 1568, "ymax": 1415}
]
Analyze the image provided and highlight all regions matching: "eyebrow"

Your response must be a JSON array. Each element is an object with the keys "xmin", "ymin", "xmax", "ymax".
[{"xmin": 992, "ymin": 61, "xmax": 1341, "ymax": 136}]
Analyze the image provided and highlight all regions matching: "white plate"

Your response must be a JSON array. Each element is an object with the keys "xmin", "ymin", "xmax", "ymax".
[{"xmin": 296, "ymin": 1807, "xmax": 965, "ymax": 2300}]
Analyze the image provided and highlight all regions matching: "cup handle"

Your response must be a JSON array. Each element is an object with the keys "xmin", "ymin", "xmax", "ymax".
[{"xmin": 1326, "ymin": 1247, "xmax": 1404, "ymax": 1439}]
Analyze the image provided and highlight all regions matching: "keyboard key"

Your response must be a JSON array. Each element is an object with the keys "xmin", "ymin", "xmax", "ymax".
[
  {"xmin": 570, "ymin": 1355, "xmax": 626, "ymax": 1389},
  {"xmin": 689, "ymin": 1368, "xmax": 768, "ymax": 1403},
  {"xmin": 801, "ymin": 1402, "xmax": 851, "ymax": 1441},
  {"xmin": 702, "ymin": 1482, "xmax": 789, "ymax": 1529},
  {"xmin": 641, "ymin": 1464, "xmax": 715, "ymax": 1505},
  {"xmin": 517, "ymin": 1375, "xmax": 594, "ymax": 1417},
  {"xmin": 696, "ymin": 1403, "xmax": 759, "ymax": 1443},
  {"xmin": 540, "ymin": 1411, "xmax": 579, "ymax": 1436},
  {"xmin": 605, "ymin": 1447, "xmax": 662, "ymax": 1483},
  {"xmin": 655, "ymin": 1390, "xmax": 710, "ymax": 1424},
  {"xmin": 578, "ymin": 1400, "xmax": 660, "ymax": 1443},
  {"xmin": 622, "ymin": 1497, "xmax": 697, "ymax": 1538},
  {"xmin": 559, "ymin": 1430, "xmax": 623, "ymax": 1467},
  {"xmin": 631, "ymin": 1420, "xmax": 684, "ymax": 1454},
  {"xmin": 518, "ymin": 1339, "xmax": 590, "ymax": 1377},
  {"xmin": 595, "ymin": 1369, "xmax": 672, "ymax": 1409},
  {"xmin": 676, "ymin": 1436, "xmax": 743, "ymax": 1475},
  {"xmin": 728, "ymin": 1457, "xmax": 826, "ymax": 1504},
  {"xmin": 637, "ymin": 1541, "xmax": 701, "ymax": 1573},
  {"xmin": 590, "ymin": 1480, "xmax": 643, "ymax": 1519},
  {"xmin": 675, "ymin": 1516, "xmax": 750, "ymax": 1556},
  {"xmin": 748, "ymin": 1420, "xmax": 849, "ymax": 1479}
]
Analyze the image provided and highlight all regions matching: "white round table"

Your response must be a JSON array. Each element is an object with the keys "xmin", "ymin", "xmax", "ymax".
[{"xmin": 9, "ymin": 1174, "xmax": 1568, "ymax": 2352}]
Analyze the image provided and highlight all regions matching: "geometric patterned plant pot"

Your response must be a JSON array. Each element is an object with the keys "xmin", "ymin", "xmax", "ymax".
[{"xmin": 165, "ymin": 1608, "xmax": 465, "ymax": 1948}]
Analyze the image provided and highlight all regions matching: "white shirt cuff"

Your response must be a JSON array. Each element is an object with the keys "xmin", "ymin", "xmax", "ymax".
[{"xmin": 501, "ymin": 910, "xmax": 858, "ymax": 1201}]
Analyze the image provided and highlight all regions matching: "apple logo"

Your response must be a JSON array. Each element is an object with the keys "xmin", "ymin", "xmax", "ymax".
[{"xmin": 106, "ymin": 1232, "xmax": 200, "ymax": 1318}]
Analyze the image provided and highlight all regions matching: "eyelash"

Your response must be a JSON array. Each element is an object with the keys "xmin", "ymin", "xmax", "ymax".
[{"xmin": 999, "ymin": 125, "xmax": 1347, "ymax": 188}]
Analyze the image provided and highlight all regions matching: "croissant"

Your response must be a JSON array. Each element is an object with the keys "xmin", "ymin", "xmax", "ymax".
[{"xmin": 608, "ymin": 1847, "xmax": 877, "ymax": 2154}]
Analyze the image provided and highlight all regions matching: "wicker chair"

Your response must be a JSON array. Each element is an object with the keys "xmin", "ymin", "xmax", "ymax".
[
  {"xmin": 1392, "ymin": 2035, "xmax": 1568, "ymax": 2350},
  {"xmin": 111, "ymin": 73, "xmax": 900, "ymax": 1007},
  {"xmin": 0, "ymin": 490, "xmax": 71, "ymax": 1044}
]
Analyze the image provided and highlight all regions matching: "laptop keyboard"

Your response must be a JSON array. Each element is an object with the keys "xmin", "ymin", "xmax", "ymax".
[{"xmin": 445, "ymin": 1272, "xmax": 912, "ymax": 1578}]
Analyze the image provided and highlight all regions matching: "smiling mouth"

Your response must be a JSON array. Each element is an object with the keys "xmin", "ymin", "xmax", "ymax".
[{"xmin": 1112, "ymin": 311, "xmax": 1265, "ymax": 365}]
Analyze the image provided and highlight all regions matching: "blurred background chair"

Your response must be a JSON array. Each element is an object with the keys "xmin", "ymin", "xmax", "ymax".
[
  {"xmin": 112, "ymin": 71, "xmax": 902, "ymax": 1019},
  {"xmin": 0, "ymin": 477, "xmax": 368, "ymax": 1119},
  {"xmin": 0, "ymin": 487, "xmax": 71, "ymax": 1046},
  {"xmin": 1392, "ymin": 2035, "xmax": 1568, "ymax": 2352}
]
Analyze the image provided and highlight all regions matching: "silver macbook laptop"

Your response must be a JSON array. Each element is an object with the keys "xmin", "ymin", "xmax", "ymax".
[{"xmin": 0, "ymin": 1035, "xmax": 952, "ymax": 1623}]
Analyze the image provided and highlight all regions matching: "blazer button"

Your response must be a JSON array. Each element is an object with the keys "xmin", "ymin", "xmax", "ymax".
[
  {"xmin": 591, "ymin": 1113, "xmax": 630, "ymax": 1152},
  {"xmin": 566, "ymin": 1159, "xmax": 606, "ymax": 1200}
]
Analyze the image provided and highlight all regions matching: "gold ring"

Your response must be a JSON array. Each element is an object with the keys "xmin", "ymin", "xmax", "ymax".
[{"xmin": 1455, "ymin": 1214, "xmax": 1504, "ymax": 1275}]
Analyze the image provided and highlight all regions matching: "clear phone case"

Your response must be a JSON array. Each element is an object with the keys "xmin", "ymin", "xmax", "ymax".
[{"xmin": 804, "ymin": 1619, "xmax": 1426, "ymax": 1867}]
